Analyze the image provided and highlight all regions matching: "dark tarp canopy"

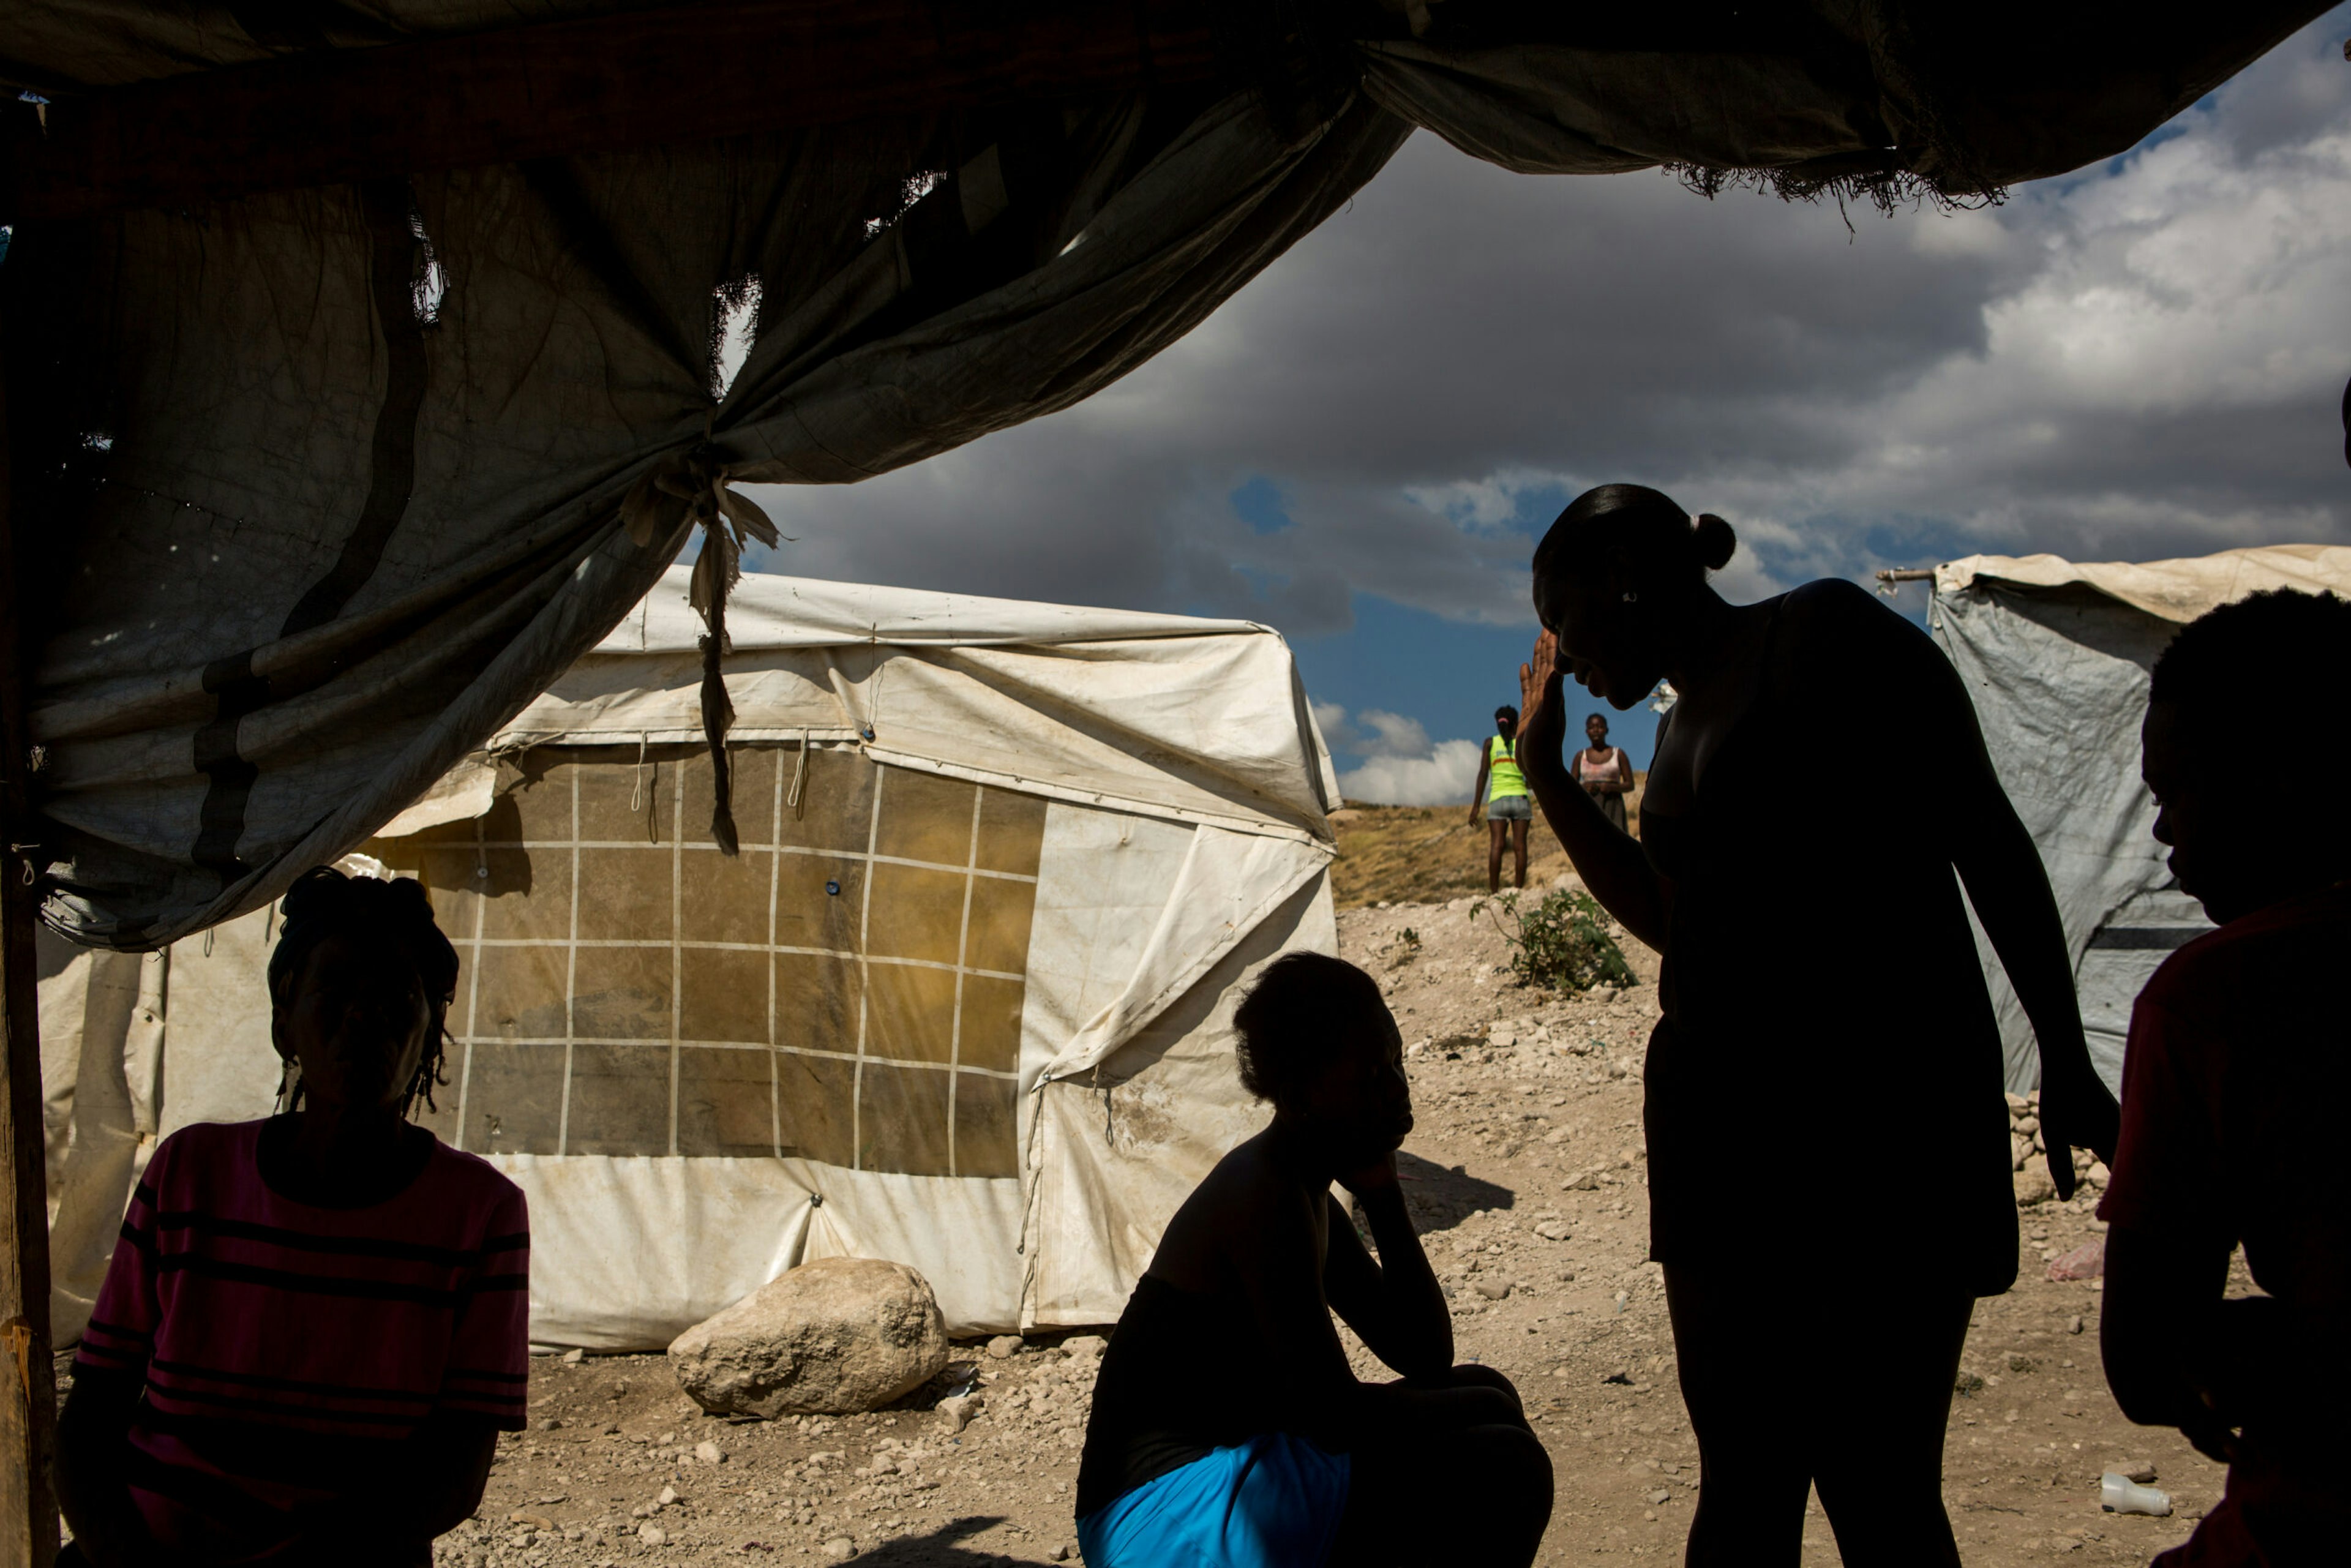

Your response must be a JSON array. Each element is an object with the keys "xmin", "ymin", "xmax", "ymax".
[{"xmin": 0, "ymin": 0, "xmax": 2325, "ymax": 948}]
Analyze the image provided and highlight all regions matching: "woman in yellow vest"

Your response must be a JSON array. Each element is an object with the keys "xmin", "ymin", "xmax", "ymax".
[{"xmin": 1467, "ymin": 705, "xmax": 1531, "ymax": 893}]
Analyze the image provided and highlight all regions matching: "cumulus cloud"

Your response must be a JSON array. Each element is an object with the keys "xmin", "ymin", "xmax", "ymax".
[
  {"xmin": 1317, "ymin": 702, "xmax": 1483, "ymax": 805},
  {"xmin": 742, "ymin": 12, "xmax": 2351, "ymax": 635}
]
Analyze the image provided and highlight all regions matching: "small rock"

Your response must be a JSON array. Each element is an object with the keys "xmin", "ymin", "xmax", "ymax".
[
  {"xmin": 2012, "ymin": 1166, "xmax": 2058, "ymax": 1207},
  {"xmin": 823, "ymin": 1537, "xmax": 856, "ymax": 1561},
  {"xmin": 2115, "ymin": 1460, "xmax": 2158, "ymax": 1484},
  {"xmin": 537, "ymin": 1417, "xmax": 562, "ymax": 1431},
  {"xmin": 561, "ymin": 1347, "xmax": 585, "ymax": 1365},
  {"xmin": 937, "ymin": 1392, "xmax": 985, "ymax": 1433},
  {"xmin": 1534, "ymin": 1221, "xmax": 1572, "ymax": 1242},
  {"xmin": 986, "ymin": 1335, "xmax": 1024, "ymax": 1360},
  {"xmin": 669, "ymin": 1257, "xmax": 950, "ymax": 1417},
  {"xmin": 2068, "ymin": 1315, "xmax": 2087, "ymax": 1335},
  {"xmin": 694, "ymin": 1439, "xmax": 725, "ymax": 1465},
  {"xmin": 656, "ymin": 1484, "xmax": 680, "ymax": 1506},
  {"xmin": 1646, "ymin": 1488, "xmax": 1672, "ymax": 1506},
  {"xmin": 1061, "ymin": 1335, "xmax": 1109, "ymax": 1360},
  {"xmin": 637, "ymin": 1523, "xmax": 667, "ymax": 1546},
  {"xmin": 1474, "ymin": 1280, "xmax": 1512, "ymax": 1301},
  {"xmin": 1049, "ymin": 1547, "xmax": 1073, "ymax": 1563}
]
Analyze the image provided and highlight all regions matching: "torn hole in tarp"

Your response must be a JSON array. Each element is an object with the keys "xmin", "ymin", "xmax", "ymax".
[
  {"xmin": 863, "ymin": 170, "xmax": 947, "ymax": 240},
  {"xmin": 710, "ymin": 273, "xmax": 762, "ymax": 399},
  {"xmin": 407, "ymin": 203, "xmax": 446, "ymax": 325}
]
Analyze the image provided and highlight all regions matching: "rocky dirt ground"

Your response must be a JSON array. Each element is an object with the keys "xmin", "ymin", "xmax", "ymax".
[{"xmin": 130, "ymin": 872, "xmax": 2227, "ymax": 1568}]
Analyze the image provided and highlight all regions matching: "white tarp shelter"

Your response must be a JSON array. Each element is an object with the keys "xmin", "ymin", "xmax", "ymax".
[
  {"xmin": 40, "ymin": 567, "xmax": 1341, "ymax": 1349},
  {"xmin": 1929, "ymin": 544, "xmax": 2351, "ymax": 1095}
]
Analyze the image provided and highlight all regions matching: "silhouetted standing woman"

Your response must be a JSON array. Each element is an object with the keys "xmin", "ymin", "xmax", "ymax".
[{"xmin": 1513, "ymin": 485, "xmax": 2118, "ymax": 1567}]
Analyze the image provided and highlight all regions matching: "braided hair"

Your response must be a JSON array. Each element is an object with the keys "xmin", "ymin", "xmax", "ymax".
[{"xmin": 265, "ymin": 866, "xmax": 460, "ymax": 1118}]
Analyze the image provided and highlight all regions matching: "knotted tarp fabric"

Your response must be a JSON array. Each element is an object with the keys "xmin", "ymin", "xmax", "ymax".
[
  {"xmin": 1, "ymin": 1, "xmax": 2320, "ymax": 949},
  {"xmin": 8, "ymin": 82, "xmax": 1406, "ymax": 948}
]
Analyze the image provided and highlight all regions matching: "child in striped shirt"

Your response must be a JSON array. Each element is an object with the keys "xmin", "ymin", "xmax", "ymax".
[{"xmin": 58, "ymin": 867, "xmax": 529, "ymax": 1567}]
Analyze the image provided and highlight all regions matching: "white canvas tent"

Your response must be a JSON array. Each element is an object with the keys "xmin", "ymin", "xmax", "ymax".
[
  {"xmin": 39, "ymin": 566, "xmax": 1341, "ymax": 1349},
  {"xmin": 1927, "ymin": 544, "xmax": 2351, "ymax": 1096}
]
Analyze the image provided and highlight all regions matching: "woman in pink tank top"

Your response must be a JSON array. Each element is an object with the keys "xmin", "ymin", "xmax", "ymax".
[{"xmin": 1573, "ymin": 713, "xmax": 1633, "ymax": 833}]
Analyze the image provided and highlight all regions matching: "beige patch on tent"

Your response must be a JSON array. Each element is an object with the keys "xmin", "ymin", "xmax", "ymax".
[{"xmin": 373, "ymin": 747, "xmax": 1042, "ymax": 1180}]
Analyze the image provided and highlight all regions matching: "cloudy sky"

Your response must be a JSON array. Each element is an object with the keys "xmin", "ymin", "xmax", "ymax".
[{"xmin": 744, "ymin": 10, "xmax": 2351, "ymax": 803}]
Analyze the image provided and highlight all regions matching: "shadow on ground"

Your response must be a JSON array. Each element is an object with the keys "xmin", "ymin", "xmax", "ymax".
[
  {"xmin": 1396, "ymin": 1149, "xmax": 1515, "ymax": 1235},
  {"xmin": 836, "ymin": 1515, "xmax": 1060, "ymax": 1566}
]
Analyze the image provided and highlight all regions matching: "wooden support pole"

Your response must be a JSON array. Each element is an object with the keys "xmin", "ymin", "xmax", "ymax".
[{"xmin": 0, "ymin": 294, "xmax": 62, "ymax": 1568}]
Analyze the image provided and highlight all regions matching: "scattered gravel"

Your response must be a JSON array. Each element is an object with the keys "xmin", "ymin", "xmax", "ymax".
[{"xmin": 421, "ymin": 895, "xmax": 2235, "ymax": 1567}]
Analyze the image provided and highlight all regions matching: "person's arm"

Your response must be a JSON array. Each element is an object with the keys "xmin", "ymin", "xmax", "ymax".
[
  {"xmin": 1466, "ymin": 746, "xmax": 1490, "ymax": 827},
  {"xmin": 61, "ymin": 1139, "xmax": 178, "ymax": 1566},
  {"xmin": 1322, "ymin": 1160, "xmax": 1449, "ymax": 1380},
  {"xmin": 57, "ymin": 1368, "xmax": 164, "ymax": 1568},
  {"xmin": 1518, "ymin": 632, "xmax": 1668, "ymax": 947},
  {"xmin": 1815, "ymin": 583, "xmax": 2117, "ymax": 1188},
  {"xmin": 2101, "ymin": 1223, "xmax": 2243, "ymax": 1462},
  {"xmin": 1220, "ymin": 1177, "xmax": 1376, "ymax": 1428},
  {"xmin": 1954, "ymin": 785, "xmax": 2117, "ymax": 1191},
  {"xmin": 1929, "ymin": 683, "xmax": 2117, "ymax": 1186}
]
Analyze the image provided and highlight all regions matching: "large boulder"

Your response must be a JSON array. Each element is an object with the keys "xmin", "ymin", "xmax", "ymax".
[{"xmin": 669, "ymin": 1258, "xmax": 950, "ymax": 1417}]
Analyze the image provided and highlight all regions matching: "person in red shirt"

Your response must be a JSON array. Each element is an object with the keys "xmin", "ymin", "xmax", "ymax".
[
  {"xmin": 2099, "ymin": 587, "xmax": 2351, "ymax": 1566},
  {"xmin": 56, "ymin": 868, "xmax": 529, "ymax": 1567}
]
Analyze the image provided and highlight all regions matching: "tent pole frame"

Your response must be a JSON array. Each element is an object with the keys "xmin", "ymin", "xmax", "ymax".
[{"xmin": 0, "ymin": 293, "xmax": 62, "ymax": 1567}]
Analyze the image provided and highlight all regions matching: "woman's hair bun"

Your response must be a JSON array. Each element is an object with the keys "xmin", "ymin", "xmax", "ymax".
[{"xmin": 1692, "ymin": 512, "xmax": 1737, "ymax": 572}]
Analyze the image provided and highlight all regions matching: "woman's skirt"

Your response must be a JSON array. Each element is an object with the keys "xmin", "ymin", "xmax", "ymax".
[{"xmin": 1586, "ymin": 786, "xmax": 1628, "ymax": 833}]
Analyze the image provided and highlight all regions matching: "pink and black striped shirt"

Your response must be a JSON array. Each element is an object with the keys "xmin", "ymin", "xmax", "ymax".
[{"xmin": 77, "ymin": 1119, "xmax": 529, "ymax": 1562}]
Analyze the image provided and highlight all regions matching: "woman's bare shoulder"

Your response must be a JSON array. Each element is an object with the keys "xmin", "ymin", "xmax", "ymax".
[{"xmin": 1150, "ymin": 1136, "xmax": 1313, "ymax": 1287}]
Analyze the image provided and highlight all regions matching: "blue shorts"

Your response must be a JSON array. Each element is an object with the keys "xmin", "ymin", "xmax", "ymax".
[
  {"xmin": 1077, "ymin": 1434, "xmax": 1351, "ymax": 1568},
  {"xmin": 1487, "ymin": 793, "xmax": 1532, "ymax": 822}
]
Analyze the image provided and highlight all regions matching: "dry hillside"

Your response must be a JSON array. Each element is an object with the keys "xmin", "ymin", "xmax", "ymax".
[{"xmin": 1329, "ymin": 780, "xmax": 1644, "ymax": 910}]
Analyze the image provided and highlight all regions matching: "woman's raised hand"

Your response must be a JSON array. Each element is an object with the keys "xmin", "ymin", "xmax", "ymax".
[{"xmin": 1518, "ymin": 631, "xmax": 1568, "ymax": 770}]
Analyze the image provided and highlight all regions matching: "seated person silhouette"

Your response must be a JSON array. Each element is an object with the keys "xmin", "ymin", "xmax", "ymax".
[
  {"xmin": 1075, "ymin": 951, "xmax": 1552, "ymax": 1567},
  {"xmin": 2099, "ymin": 588, "xmax": 2351, "ymax": 1566},
  {"xmin": 56, "ymin": 868, "xmax": 530, "ymax": 1567}
]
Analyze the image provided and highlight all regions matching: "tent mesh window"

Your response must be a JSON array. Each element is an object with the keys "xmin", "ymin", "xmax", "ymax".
[{"xmin": 369, "ymin": 745, "xmax": 1041, "ymax": 1178}]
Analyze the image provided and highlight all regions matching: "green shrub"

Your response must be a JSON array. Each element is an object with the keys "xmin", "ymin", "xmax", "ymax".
[{"xmin": 1472, "ymin": 888, "xmax": 1636, "ymax": 993}]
